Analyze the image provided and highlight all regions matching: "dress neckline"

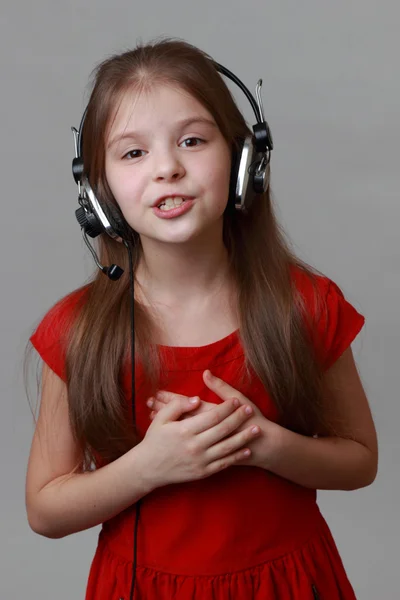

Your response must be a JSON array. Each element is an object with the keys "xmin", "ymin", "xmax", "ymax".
[{"xmin": 156, "ymin": 329, "xmax": 244, "ymax": 371}]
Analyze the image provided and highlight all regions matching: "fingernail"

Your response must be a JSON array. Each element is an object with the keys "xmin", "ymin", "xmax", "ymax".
[
  {"xmin": 245, "ymin": 406, "xmax": 253, "ymax": 415},
  {"xmin": 189, "ymin": 397, "xmax": 199, "ymax": 404},
  {"xmin": 243, "ymin": 449, "xmax": 251, "ymax": 457},
  {"xmin": 233, "ymin": 398, "xmax": 240, "ymax": 407},
  {"xmin": 251, "ymin": 426, "xmax": 259, "ymax": 434},
  {"xmin": 147, "ymin": 398, "xmax": 154, "ymax": 408}
]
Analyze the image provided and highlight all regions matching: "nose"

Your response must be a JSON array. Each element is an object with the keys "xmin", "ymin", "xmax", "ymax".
[{"xmin": 153, "ymin": 150, "xmax": 186, "ymax": 182}]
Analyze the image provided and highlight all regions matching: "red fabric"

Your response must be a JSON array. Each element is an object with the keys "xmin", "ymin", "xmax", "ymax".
[
  {"xmin": 30, "ymin": 271, "xmax": 365, "ymax": 599},
  {"xmin": 30, "ymin": 286, "xmax": 88, "ymax": 381}
]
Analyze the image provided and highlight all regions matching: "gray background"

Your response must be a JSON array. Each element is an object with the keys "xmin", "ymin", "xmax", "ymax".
[{"xmin": 1, "ymin": 0, "xmax": 398, "ymax": 598}]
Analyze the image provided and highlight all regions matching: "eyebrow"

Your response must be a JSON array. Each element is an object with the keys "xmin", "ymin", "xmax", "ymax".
[{"xmin": 108, "ymin": 116, "xmax": 217, "ymax": 149}]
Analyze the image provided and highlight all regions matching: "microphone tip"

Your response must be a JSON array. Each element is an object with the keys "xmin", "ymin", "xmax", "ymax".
[{"xmin": 107, "ymin": 264, "xmax": 124, "ymax": 280}]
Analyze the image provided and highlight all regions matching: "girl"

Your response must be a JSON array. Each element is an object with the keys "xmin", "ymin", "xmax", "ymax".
[{"xmin": 26, "ymin": 39, "xmax": 378, "ymax": 599}]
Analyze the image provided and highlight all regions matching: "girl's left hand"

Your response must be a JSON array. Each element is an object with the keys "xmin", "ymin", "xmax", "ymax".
[{"xmin": 147, "ymin": 369, "xmax": 283, "ymax": 468}]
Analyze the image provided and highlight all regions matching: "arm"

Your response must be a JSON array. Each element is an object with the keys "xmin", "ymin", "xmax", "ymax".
[
  {"xmin": 25, "ymin": 365, "xmax": 155, "ymax": 539},
  {"xmin": 26, "ymin": 365, "xmax": 258, "ymax": 539},
  {"xmin": 261, "ymin": 348, "xmax": 378, "ymax": 490},
  {"xmin": 201, "ymin": 352, "xmax": 378, "ymax": 491}
]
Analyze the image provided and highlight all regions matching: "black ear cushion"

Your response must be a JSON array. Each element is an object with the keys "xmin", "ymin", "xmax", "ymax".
[
  {"xmin": 85, "ymin": 177, "xmax": 132, "ymax": 240},
  {"xmin": 102, "ymin": 202, "xmax": 131, "ymax": 239}
]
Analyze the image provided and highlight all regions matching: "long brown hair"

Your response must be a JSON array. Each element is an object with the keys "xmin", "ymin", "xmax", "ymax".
[{"xmin": 59, "ymin": 39, "xmax": 334, "ymax": 466}]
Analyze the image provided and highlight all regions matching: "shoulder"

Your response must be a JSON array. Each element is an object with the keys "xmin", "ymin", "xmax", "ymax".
[
  {"xmin": 290, "ymin": 264, "xmax": 365, "ymax": 370},
  {"xmin": 32, "ymin": 285, "xmax": 90, "ymax": 339},
  {"xmin": 291, "ymin": 264, "xmax": 332, "ymax": 303},
  {"xmin": 30, "ymin": 285, "xmax": 90, "ymax": 380},
  {"xmin": 291, "ymin": 263, "xmax": 354, "ymax": 316}
]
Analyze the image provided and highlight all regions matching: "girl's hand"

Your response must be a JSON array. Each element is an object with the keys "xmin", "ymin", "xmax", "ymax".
[
  {"xmin": 202, "ymin": 370, "xmax": 264, "ymax": 418},
  {"xmin": 139, "ymin": 395, "xmax": 261, "ymax": 488},
  {"xmin": 148, "ymin": 371, "xmax": 263, "ymax": 421},
  {"xmin": 202, "ymin": 370, "xmax": 284, "ymax": 467},
  {"xmin": 147, "ymin": 391, "xmax": 214, "ymax": 420},
  {"xmin": 148, "ymin": 371, "xmax": 283, "ymax": 469}
]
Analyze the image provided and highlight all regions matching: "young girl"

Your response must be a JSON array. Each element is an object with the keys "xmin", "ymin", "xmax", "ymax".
[{"xmin": 26, "ymin": 39, "xmax": 378, "ymax": 600}]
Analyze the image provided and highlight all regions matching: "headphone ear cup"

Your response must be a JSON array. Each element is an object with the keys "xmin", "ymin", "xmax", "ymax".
[
  {"xmin": 230, "ymin": 136, "xmax": 257, "ymax": 212},
  {"xmin": 102, "ymin": 202, "xmax": 131, "ymax": 240},
  {"xmin": 252, "ymin": 160, "xmax": 270, "ymax": 195},
  {"xmin": 75, "ymin": 204, "xmax": 104, "ymax": 238},
  {"xmin": 228, "ymin": 139, "xmax": 243, "ymax": 208},
  {"xmin": 78, "ymin": 177, "xmax": 130, "ymax": 240}
]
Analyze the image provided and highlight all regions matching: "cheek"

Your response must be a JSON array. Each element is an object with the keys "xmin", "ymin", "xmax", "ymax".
[
  {"xmin": 206, "ymin": 153, "xmax": 231, "ymax": 195},
  {"xmin": 105, "ymin": 166, "xmax": 142, "ymax": 210},
  {"xmin": 104, "ymin": 161, "xmax": 120, "ymax": 201}
]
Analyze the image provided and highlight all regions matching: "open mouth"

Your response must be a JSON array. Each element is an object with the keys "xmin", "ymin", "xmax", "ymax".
[{"xmin": 157, "ymin": 197, "xmax": 188, "ymax": 211}]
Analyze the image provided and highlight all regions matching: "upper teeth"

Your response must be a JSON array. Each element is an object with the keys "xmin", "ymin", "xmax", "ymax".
[{"xmin": 158, "ymin": 197, "xmax": 185, "ymax": 209}]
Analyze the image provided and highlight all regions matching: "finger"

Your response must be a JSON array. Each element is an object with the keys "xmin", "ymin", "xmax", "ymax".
[
  {"xmin": 205, "ymin": 447, "xmax": 252, "ymax": 476},
  {"xmin": 199, "ymin": 403, "xmax": 255, "ymax": 447},
  {"xmin": 156, "ymin": 390, "xmax": 188, "ymax": 403},
  {"xmin": 203, "ymin": 370, "xmax": 244, "ymax": 403},
  {"xmin": 147, "ymin": 393, "xmax": 193, "ymax": 411},
  {"xmin": 186, "ymin": 398, "xmax": 243, "ymax": 435},
  {"xmin": 147, "ymin": 398, "xmax": 165, "ymax": 413},
  {"xmin": 206, "ymin": 424, "xmax": 260, "ymax": 462},
  {"xmin": 154, "ymin": 396, "xmax": 201, "ymax": 424}
]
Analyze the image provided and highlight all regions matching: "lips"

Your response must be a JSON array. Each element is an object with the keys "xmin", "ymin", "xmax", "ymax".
[
  {"xmin": 152, "ymin": 197, "xmax": 195, "ymax": 219},
  {"xmin": 152, "ymin": 194, "xmax": 194, "ymax": 208}
]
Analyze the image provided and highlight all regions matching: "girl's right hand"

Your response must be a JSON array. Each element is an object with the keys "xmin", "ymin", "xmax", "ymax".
[{"xmin": 137, "ymin": 396, "xmax": 260, "ymax": 489}]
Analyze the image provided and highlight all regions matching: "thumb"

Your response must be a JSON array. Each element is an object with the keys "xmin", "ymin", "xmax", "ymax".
[{"xmin": 155, "ymin": 396, "xmax": 200, "ymax": 424}]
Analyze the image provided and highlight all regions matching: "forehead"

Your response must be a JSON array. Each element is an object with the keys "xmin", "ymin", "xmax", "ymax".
[{"xmin": 107, "ymin": 84, "xmax": 214, "ymax": 140}]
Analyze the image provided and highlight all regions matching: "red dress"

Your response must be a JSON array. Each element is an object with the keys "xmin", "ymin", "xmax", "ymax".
[{"xmin": 30, "ymin": 271, "xmax": 365, "ymax": 599}]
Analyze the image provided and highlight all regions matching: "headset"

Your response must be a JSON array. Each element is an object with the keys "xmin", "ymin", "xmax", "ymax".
[
  {"xmin": 70, "ymin": 59, "xmax": 273, "ymax": 600},
  {"xmin": 71, "ymin": 61, "xmax": 273, "ymax": 281}
]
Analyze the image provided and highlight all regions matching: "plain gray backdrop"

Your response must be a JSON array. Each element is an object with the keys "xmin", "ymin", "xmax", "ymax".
[{"xmin": 2, "ymin": 0, "xmax": 398, "ymax": 598}]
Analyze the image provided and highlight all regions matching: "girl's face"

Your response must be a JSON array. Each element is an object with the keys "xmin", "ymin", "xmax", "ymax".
[{"xmin": 105, "ymin": 84, "xmax": 232, "ymax": 245}]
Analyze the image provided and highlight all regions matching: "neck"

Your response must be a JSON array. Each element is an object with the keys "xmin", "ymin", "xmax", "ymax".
[{"xmin": 136, "ymin": 224, "xmax": 233, "ymax": 304}]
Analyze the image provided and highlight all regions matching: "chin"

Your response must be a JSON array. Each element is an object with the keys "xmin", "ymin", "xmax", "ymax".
[
  {"xmin": 137, "ymin": 212, "xmax": 225, "ymax": 246},
  {"xmin": 159, "ymin": 232, "xmax": 202, "ymax": 245}
]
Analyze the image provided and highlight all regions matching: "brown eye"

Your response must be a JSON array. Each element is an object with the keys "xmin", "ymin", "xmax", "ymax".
[
  {"xmin": 180, "ymin": 137, "xmax": 204, "ymax": 148},
  {"xmin": 123, "ymin": 149, "xmax": 146, "ymax": 159}
]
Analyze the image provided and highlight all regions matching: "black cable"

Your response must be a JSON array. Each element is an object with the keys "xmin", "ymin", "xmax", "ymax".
[
  {"xmin": 130, "ymin": 500, "xmax": 141, "ymax": 598},
  {"xmin": 124, "ymin": 240, "xmax": 141, "ymax": 600}
]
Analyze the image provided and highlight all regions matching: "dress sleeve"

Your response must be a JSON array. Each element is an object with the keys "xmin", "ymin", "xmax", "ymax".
[
  {"xmin": 30, "ymin": 287, "xmax": 88, "ymax": 381},
  {"xmin": 311, "ymin": 277, "xmax": 365, "ymax": 370}
]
